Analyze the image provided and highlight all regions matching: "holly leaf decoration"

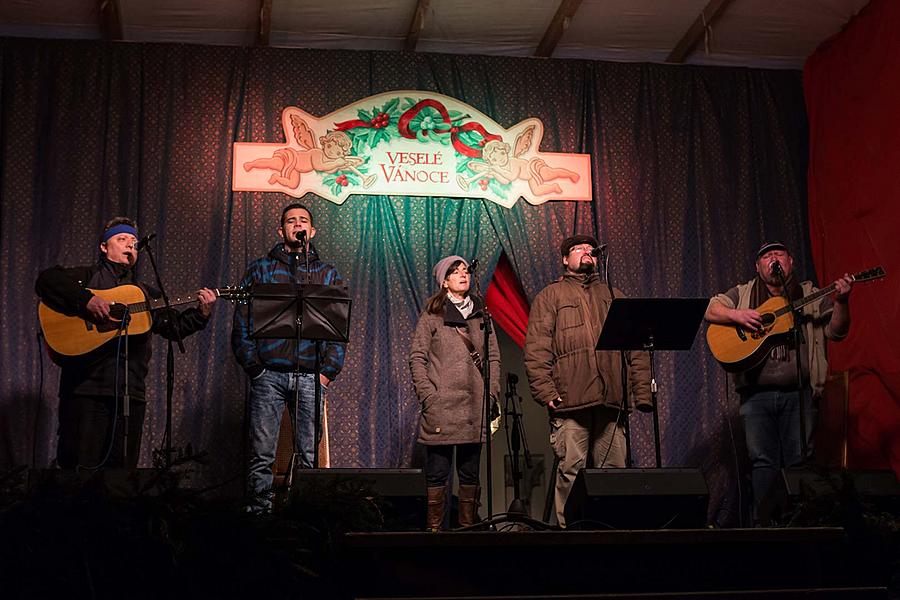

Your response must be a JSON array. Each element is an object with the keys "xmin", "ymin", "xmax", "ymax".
[{"xmin": 382, "ymin": 98, "xmax": 400, "ymax": 115}]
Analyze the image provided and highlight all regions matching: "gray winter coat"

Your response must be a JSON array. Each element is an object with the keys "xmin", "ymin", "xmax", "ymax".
[{"xmin": 409, "ymin": 297, "xmax": 501, "ymax": 445}]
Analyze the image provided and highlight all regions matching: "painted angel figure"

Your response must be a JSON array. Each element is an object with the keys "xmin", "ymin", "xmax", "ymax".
[
  {"xmin": 458, "ymin": 126, "xmax": 579, "ymax": 195},
  {"xmin": 243, "ymin": 115, "xmax": 376, "ymax": 189}
]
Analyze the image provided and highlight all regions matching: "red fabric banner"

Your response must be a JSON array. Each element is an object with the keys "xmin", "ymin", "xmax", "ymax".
[
  {"xmin": 804, "ymin": 0, "xmax": 900, "ymax": 475},
  {"xmin": 485, "ymin": 252, "xmax": 530, "ymax": 349}
]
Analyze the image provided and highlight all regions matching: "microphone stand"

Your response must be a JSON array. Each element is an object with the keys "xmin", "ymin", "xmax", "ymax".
[
  {"xmin": 468, "ymin": 259, "xmax": 496, "ymax": 530},
  {"xmin": 306, "ymin": 237, "xmax": 325, "ymax": 470},
  {"xmin": 285, "ymin": 233, "xmax": 307, "ymax": 487},
  {"xmin": 288, "ymin": 231, "xmax": 325, "ymax": 475},
  {"xmin": 505, "ymin": 374, "xmax": 532, "ymax": 515},
  {"xmin": 142, "ymin": 238, "xmax": 185, "ymax": 470},
  {"xmin": 460, "ymin": 262, "xmax": 552, "ymax": 531},
  {"xmin": 600, "ymin": 247, "xmax": 636, "ymax": 467},
  {"xmin": 774, "ymin": 264, "xmax": 809, "ymax": 461}
]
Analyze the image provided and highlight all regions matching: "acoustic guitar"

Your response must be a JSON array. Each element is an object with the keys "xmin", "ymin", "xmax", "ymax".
[
  {"xmin": 707, "ymin": 266, "xmax": 885, "ymax": 372},
  {"xmin": 39, "ymin": 284, "xmax": 247, "ymax": 358}
]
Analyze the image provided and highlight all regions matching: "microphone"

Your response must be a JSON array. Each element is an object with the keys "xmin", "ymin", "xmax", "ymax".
[
  {"xmin": 771, "ymin": 260, "xmax": 784, "ymax": 276},
  {"xmin": 589, "ymin": 244, "xmax": 608, "ymax": 258},
  {"xmin": 295, "ymin": 230, "xmax": 307, "ymax": 243},
  {"xmin": 466, "ymin": 259, "xmax": 479, "ymax": 274},
  {"xmin": 135, "ymin": 233, "xmax": 156, "ymax": 252}
]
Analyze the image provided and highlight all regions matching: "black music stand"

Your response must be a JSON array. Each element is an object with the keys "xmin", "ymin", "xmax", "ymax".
[
  {"xmin": 250, "ymin": 283, "xmax": 351, "ymax": 471},
  {"xmin": 596, "ymin": 298, "xmax": 708, "ymax": 467}
]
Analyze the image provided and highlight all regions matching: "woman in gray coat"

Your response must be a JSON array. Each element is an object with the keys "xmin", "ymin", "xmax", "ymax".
[{"xmin": 409, "ymin": 255, "xmax": 501, "ymax": 531}]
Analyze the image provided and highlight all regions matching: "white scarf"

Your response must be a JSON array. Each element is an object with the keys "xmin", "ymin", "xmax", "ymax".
[{"xmin": 448, "ymin": 292, "xmax": 474, "ymax": 319}]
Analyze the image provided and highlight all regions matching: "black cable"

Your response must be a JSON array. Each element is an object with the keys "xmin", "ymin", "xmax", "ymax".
[
  {"xmin": 81, "ymin": 312, "xmax": 129, "ymax": 470},
  {"xmin": 33, "ymin": 330, "xmax": 45, "ymax": 467},
  {"xmin": 658, "ymin": 513, "xmax": 681, "ymax": 529},
  {"xmin": 565, "ymin": 518, "xmax": 617, "ymax": 531},
  {"xmin": 596, "ymin": 406, "xmax": 622, "ymax": 469}
]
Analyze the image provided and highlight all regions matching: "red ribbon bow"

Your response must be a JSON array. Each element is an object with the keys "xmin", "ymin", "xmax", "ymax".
[{"xmin": 397, "ymin": 99, "xmax": 501, "ymax": 158}]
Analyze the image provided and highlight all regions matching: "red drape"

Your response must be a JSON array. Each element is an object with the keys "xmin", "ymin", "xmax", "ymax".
[
  {"xmin": 486, "ymin": 252, "xmax": 530, "ymax": 349},
  {"xmin": 804, "ymin": 0, "xmax": 900, "ymax": 475}
]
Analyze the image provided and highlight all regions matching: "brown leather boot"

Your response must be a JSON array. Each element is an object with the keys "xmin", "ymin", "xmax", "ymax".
[
  {"xmin": 458, "ymin": 484, "xmax": 480, "ymax": 528},
  {"xmin": 426, "ymin": 486, "xmax": 447, "ymax": 532}
]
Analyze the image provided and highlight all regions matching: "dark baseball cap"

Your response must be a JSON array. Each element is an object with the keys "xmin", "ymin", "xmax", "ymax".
[
  {"xmin": 560, "ymin": 234, "xmax": 599, "ymax": 256},
  {"xmin": 756, "ymin": 241, "xmax": 789, "ymax": 258}
]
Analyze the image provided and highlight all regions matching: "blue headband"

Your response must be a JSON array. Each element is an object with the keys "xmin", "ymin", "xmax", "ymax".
[{"xmin": 102, "ymin": 223, "xmax": 138, "ymax": 242}]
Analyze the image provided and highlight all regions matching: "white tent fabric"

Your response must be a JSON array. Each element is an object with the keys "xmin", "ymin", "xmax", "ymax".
[{"xmin": 0, "ymin": 0, "xmax": 870, "ymax": 69}]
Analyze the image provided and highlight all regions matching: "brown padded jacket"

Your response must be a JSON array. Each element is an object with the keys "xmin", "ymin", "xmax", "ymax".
[{"xmin": 524, "ymin": 272, "xmax": 651, "ymax": 413}]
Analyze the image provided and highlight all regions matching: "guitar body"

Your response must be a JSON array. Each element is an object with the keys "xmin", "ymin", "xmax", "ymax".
[
  {"xmin": 706, "ymin": 295, "xmax": 795, "ymax": 372},
  {"xmin": 38, "ymin": 285, "xmax": 153, "ymax": 357}
]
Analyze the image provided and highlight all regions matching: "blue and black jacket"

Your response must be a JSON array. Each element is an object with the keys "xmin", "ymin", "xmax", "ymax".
[{"xmin": 231, "ymin": 243, "xmax": 347, "ymax": 380}]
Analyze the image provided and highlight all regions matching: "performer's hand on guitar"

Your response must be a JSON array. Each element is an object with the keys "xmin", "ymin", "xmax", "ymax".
[
  {"xmin": 730, "ymin": 308, "xmax": 763, "ymax": 332},
  {"xmin": 833, "ymin": 273, "xmax": 854, "ymax": 304},
  {"xmin": 197, "ymin": 288, "xmax": 218, "ymax": 318},
  {"xmin": 86, "ymin": 294, "xmax": 113, "ymax": 323},
  {"xmin": 319, "ymin": 374, "xmax": 331, "ymax": 388}
]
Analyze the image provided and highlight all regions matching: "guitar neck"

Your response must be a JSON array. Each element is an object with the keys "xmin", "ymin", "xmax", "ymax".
[
  {"xmin": 771, "ymin": 283, "xmax": 836, "ymax": 318},
  {"xmin": 789, "ymin": 283, "xmax": 837, "ymax": 313},
  {"xmin": 126, "ymin": 290, "xmax": 216, "ymax": 315},
  {"xmin": 773, "ymin": 266, "xmax": 884, "ymax": 316}
]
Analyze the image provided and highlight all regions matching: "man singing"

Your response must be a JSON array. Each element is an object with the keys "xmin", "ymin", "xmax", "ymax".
[
  {"xmin": 35, "ymin": 217, "xmax": 217, "ymax": 469},
  {"xmin": 232, "ymin": 203, "xmax": 347, "ymax": 513},
  {"xmin": 705, "ymin": 242, "xmax": 853, "ymax": 521},
  {"xmin": 525, "ymin": 234, "xmax": 651, "ymax": 527}
]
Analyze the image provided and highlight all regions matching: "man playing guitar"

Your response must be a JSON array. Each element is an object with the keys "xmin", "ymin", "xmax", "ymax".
[
  {"xmin": 35, "ymin": 217, "xmax": 217, "ymax": 469},
  {"xmin": 704, "ymin": 241, "xmax": 853, "ymax": 522}
]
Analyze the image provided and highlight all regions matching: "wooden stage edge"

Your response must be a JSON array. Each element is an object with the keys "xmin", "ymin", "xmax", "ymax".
[
  {"xmin": 344, "ymin": 526, "xmax": 847, "ymax": 547},
  {"xmin": 340, "ymin": 527, "xmax": 891, "ymax": 599}
]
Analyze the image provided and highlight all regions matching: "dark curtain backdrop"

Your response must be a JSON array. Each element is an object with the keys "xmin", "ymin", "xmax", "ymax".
[
  {"xmin": 804, "ymin": 0, "xmax": 900, "ymax": 475},
  {"xmin": 0, "ymin": 38, "xmax": 810, "ymax": 525}
]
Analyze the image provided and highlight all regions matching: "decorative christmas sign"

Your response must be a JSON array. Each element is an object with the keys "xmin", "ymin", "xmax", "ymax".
[{"xmin": 233, "ymin": 91, "xmax": 591, "ymax": 208}]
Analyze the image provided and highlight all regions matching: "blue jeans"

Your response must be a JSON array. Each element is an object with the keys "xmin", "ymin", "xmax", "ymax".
[
  {"xmin": 740, "ymin": 389, "xmax": 817, "ymax": 518},
  {"xmin": 247, "ymin": 370, "xmax": 324, "ymax": 512}
]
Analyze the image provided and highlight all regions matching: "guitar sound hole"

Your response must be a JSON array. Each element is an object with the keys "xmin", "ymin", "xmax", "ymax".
[
  {"xmin": 108, "ymin": 303, "xmax": 126, "ymax": 322},
  {"xmin": 748, "ymin": 313, "xmax": 777, "ymax": 340}
]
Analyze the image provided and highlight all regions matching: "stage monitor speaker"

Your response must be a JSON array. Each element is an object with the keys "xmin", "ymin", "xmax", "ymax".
[
  {"xmin": 564, "ymin": 468, "xmax": 709, "ymax": 530},
  {"xmin": 758, "ymin": 468, "xmax": 900, "ymax": 526},
  {"xmin": 289, "ymin": 468, "xmax": 426, "ymax": 531}
]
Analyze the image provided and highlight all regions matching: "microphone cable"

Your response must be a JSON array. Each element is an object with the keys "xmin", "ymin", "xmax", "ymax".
[
  {"xmin": 33, "ymin": 328, "xmax": 46, "ymax": 468},
  {"xmin": 80, "ymin": 310, "xmax": 129, "ymax": 470}
]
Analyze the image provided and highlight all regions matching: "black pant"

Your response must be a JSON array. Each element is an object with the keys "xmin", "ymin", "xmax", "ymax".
[
  {"xmin": 57, "ymin": 394, "xmax": 146, "ymax": 469},
  {"xmin": 425, "ymin": 443, "xmax": 481, "ymax": 487}
]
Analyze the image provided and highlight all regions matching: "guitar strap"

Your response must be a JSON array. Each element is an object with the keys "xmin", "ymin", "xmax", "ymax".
[
  {"xmin": 455, "ymin": 325, "xmax": 501, "ymax": 425},
  {"xmin": 455, "ymin": 326, "xmax": 484, "ymax": 374}
]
